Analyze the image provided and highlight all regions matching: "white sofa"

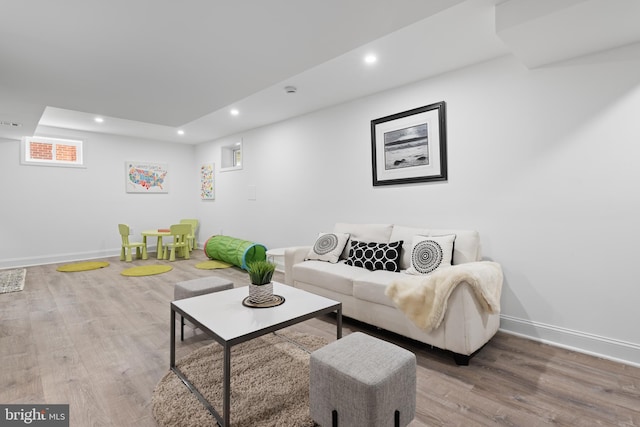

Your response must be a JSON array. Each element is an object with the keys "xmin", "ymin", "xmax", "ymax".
[{"xmin": 284, "ymin": 223, "xmax": 501, "ymax": 365}]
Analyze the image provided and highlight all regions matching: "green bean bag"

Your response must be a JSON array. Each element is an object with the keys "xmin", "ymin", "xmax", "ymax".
[{"xmin": 204, "ymin": 235, "xmax": 267, "ymax": 270}]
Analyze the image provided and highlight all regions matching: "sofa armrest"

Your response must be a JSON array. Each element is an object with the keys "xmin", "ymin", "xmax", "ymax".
[{"xmin": 284, "ymin": 246, "xmax": 311, "ymax": 285}]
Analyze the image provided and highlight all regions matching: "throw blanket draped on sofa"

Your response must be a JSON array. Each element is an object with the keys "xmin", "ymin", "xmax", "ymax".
[{"xmin": 385, "ymin": 261, "xmax": 503, "ymax": 332}]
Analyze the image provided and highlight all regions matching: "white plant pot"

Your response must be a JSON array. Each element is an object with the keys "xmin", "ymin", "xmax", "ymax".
[{"xmin": 249, "ymin": 282, "xmax": 274, "ymax": 304}]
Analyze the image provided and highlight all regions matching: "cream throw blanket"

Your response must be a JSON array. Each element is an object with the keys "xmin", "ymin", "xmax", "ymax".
[{"xmin": 385, "ymin": 261, "xmax": 503, "ymax": 332}]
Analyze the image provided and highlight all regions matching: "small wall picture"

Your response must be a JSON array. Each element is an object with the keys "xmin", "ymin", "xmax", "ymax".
[
  {"xmin": 200, "ymin": 163, "xmax": 215, "ymax": 200},
  {"xmin": 371, "ymin": 101, "xmax": 447, "ymax": 186},
  {"xmin": 126, "ymin": 161, "xmax": 169, "ymax": 193}
]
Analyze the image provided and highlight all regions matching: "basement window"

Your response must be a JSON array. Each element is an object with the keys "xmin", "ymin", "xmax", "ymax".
[
  {"xmin": 21, "ymin": 136, "xmax": 84, "ymax": 168},
  {"xmin": 220, "ymin": 140, "xmax": 242, "ymax": 172}
]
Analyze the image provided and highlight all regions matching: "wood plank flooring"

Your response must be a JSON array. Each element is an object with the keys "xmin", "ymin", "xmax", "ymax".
[{"xmin": 1, "ymin": 250, "xmax": 638, "ymax": 426}]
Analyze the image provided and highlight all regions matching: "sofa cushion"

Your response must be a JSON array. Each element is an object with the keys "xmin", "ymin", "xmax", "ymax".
[
  {"xmin": 406, "ymin": 234, "xmax": 456, "ymax": 275},
  {"xmin": 305, "ymin": 232, "xmax": 350, "ymax": 263},
  {"xmin": 292, "ymin": 260, "xmax": 368, "ymax": 296},
  {"xmin": 345, "ymin": 240, "xmax": 403, "ymax": 272},
  {"xmin": 333, "ymin": 223, "xmax": 394, "ymax": 259},
  {"xmin": 389, "ymin": 226, "xmax": 481, "ymax": 269},
  {"xmin": 353, "ymin": 270, "xmax": 410, "ymax": 308}
]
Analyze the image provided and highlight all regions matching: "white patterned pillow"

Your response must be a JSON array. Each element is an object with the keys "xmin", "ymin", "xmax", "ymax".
[
  {"xmin": 305, "ymin": 233, "xmax": 350, "ymax": 263},
  {"xmin": 406, "ymin": 234, "xmax": 456, "ymax": 275},
  {"xmin": 345, "ymin": 240, "xmax": 404, "ymax": 272}
]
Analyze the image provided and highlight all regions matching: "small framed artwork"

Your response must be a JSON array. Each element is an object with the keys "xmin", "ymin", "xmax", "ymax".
[
  {"xmin": 200, "ymin": 163, "xmax": 215, "ymax": 200},
  {"xmin": 125, "ymin": 161, "xmax": 169, "ymax": 193},
  {"xmin": 371, "ymin": 101, "xmax": 447, "ymax": 186}
]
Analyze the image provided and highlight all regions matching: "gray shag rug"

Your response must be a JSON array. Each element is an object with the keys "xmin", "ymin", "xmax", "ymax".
[
  {"xmin": 0, "ymin": 268, "xmax": 26, "ymax": 294},
  {"xmin": 152, "ymin": 331, "xmax": 328, "ymax": 427}
]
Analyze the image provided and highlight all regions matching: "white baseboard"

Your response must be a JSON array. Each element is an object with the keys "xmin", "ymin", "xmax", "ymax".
[
  {"xmin": 0, "ymin": 248, "xmax": 140, "ymax": 269},
  {"xmin": 0, "ymin": 244, "xmax": 200, "ymax": 270},
  {"xmin": 500, "ymin": 314, "xmax": 640, "ymax": 368}
]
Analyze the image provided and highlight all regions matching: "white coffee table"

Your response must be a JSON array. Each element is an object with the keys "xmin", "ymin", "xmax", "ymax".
[{"xmin": 170, "ymin": 282, "xmax": 342, "ymax": 427}]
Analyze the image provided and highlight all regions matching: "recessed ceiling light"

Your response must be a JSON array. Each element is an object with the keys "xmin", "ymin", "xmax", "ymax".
[
  {"xmin": 94, "ymin": 117, "xmax": 104, "ymax": 123},
  {"xmin": 177, "ymin": 130, "xmax": 185, "ymax": 135},
  {"xmin": 230, "ymin": 109, "xmax": 239, "ymax": 116},
  {"xmin": 364, "ymin": 54, "xmax": 377, "ymax": 64}
]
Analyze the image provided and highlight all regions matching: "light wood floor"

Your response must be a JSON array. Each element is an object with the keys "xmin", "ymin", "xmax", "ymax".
[{"xmin": 1, "ymin": 250, "xmax": 638, "ymax": 426}]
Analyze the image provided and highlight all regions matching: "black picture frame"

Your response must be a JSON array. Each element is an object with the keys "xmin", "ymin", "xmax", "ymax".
[{"xmin": 371, "ymin": 101, "xmax": 447, "ymax": 186}]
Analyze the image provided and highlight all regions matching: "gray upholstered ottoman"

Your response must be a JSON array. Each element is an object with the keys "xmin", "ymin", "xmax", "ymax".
[
  {"xmin": 174, "ymin": 276, "xmax": 233, "ymax": 340},
  {"xmin": 310, "ymin": 332, "xmax": 416, "ymax": 427}
]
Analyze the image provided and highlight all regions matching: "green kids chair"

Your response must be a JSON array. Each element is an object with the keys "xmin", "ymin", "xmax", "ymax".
[
  {"xmin": 118, "ymin": 224, "xmax": 148, "ymax": 262},
  {"xmin": 179, "ymin": 218, "xmax": 199, "ymax": 251},
  {"xmin": 163, "ymin": 223, "xmax": 192, "ymax": 261}
]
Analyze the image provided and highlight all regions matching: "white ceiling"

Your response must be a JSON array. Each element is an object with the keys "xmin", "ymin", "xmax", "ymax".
[{"xmin": 1, "ymin": 0, "xmax": 639, "ymax": 144}]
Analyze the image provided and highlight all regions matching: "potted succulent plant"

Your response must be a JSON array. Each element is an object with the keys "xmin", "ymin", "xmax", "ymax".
[{"xmin": 247, "ymin": 260, "xmax": 276, "ymax": 303}]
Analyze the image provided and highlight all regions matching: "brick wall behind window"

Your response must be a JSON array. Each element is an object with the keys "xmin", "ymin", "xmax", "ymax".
[
  {"xmin": 30, "ymin": 142, "xmax": 53, "ymax": 160},
  {"xmin": 55, "ymin": 144, "xmax": 77, "ymax": 161}
]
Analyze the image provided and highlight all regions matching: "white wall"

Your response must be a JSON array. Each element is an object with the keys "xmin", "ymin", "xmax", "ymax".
[
  {"xmin": 0, "ymin": 128, "xmax": 198, "ymax": 267},
  {"xmin": 2, "ymin": 51, "xmax": 638, "ymax": 365},
  {"xmin": 196, "ymin": 54, "xmax": 640, "ymax": 365}
]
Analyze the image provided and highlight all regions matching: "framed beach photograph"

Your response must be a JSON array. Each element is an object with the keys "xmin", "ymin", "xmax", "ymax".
[{"xmin": 371, "ymin": 101, "xmax": 447, "ymax": 186}]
